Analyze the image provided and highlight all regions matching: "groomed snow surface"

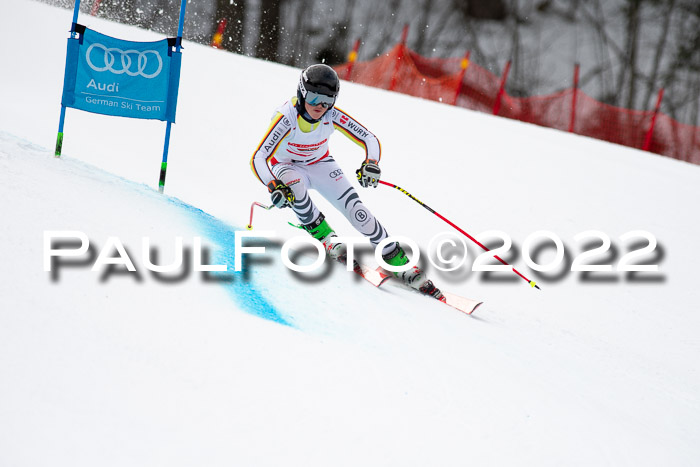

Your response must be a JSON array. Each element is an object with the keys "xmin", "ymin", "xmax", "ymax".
[{"xmin": 2, "ymin": 2, "xmax": 700, "ymax": 466}]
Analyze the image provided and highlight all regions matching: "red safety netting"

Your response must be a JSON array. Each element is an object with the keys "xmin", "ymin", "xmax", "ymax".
[{"xmin": 335, "ymin": 44, "xmax": 700, "ymax": 166}]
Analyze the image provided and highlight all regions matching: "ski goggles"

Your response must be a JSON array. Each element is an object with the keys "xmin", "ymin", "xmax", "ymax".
[{"xmin": 305, "ymin": 91, "xmax": 336, "ymax": 108}]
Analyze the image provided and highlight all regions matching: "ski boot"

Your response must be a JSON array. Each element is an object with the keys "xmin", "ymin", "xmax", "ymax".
[
  {"xmin": 382, "ymin": 243, "xmax": 444, "ymax": 300},
  {"xmin": 302, "ymin": 213, "xmax": 347, "ymax": 263}
]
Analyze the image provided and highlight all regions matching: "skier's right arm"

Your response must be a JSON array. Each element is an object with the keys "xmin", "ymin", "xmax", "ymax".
[{"xmin": 250, "ymin": 112, "xmax": 292, "ymax": 187}]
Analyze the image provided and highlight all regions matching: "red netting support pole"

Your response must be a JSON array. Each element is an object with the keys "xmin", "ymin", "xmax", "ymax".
[
  {"xmin": 90, "ymin": 0, "xmax": 102, "ymax": 16},
  {"xmin": 389, "ymin": 24, "xmax": 409, "ymax": 92},
  {"xmin": 493, "ymin": 60, "xmax": 511, "ymax": 116},
  {"xmin": 452, "ymin": 51, "xmax": 471, "ymax": 106},
  {"xmin": 344, "ymin": 39, "xmax": 361, "ymax": 81},
  {"xmin": 643, "ymin": 88, "xmax": 664, "ymax": 151},
  {"xmin": 569, "ymin": 63, "xmax": 580, "ymax": 133},
  {"xmin": 210, "ymin": 18, "xmax": 228, "ymax": 49}
]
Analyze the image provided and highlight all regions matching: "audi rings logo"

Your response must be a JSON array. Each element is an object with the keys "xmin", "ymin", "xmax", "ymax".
[
  {"xmin": 86, "ymin": 43, "xmax": 163, "ymax": 79},
  {"xmin": 329, "ymin": 169, "xmax": 343, "ymax": 178}
]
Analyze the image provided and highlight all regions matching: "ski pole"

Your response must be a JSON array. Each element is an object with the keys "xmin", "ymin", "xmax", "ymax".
[
  {"xmin": 246, "ymin": 201, "xmax": 274, "ymax": 230},
  {"xmin": 379, "ymin": 180, "xmax": 540, "ymax": 289},
  {"xmin": 245, "ymin": 201, "xmax": 310, "ymax": 231}
]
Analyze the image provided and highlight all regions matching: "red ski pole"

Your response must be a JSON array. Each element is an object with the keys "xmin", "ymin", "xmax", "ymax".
[
  {"xmin": 246, "ymin": 201, "xmax": 274, "ymax": 230},
  {"xmin": 379, "ymin": 180, "xmax": 540, "ymax": 289}
]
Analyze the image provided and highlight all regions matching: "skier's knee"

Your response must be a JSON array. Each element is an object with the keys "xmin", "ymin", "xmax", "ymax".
[{"xmin": 349, "ymin": 203, "xmax": 372, "ymax": 229}]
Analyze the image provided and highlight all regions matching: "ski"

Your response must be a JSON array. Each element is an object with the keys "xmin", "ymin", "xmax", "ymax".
[
  {"xmin": 377, "ymin": 267, "xmax": 483, "ymax": 315},
  {"xmin": 438, "ymin": 291, "xmax": 483, "ymax": 315},
  {"xmin": 350, "ymin": 261, "xmax": 392, "ymax": 287}
]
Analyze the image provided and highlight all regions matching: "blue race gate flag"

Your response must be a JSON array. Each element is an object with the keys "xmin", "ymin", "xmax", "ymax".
[
  {"xmin": 61, "ymin": 25, "xmax": 181, "ymax": 122},
  {"xmin": 56, "ymin": 0, "xmax": 188, "ymax": 193}
]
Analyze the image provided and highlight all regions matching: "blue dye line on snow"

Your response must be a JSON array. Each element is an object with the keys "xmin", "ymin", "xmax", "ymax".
[
  {"xmin": 20, "ymin": 143, "xmax": 289, "ymax": 326},
  {"xmin": 169, "ymin": 198, "xmax": 291, "ymax": 327}
]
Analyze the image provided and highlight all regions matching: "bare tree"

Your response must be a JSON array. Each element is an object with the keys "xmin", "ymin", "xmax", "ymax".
[
  {"xmin": 618, "ymin": 0, "xmax": 642, "ymax": 110},
  {"xmin": 288, "ymin": 0, "xmax": 313, "ymax": 66},
  {"xmin": 508, "ymin": 0, "xmax": 525, "ymax": 96},
  {"xmin": 42, "ymin": 0, "xmax": 700, "ymax": 125},
  {"xmin": 366, "ymin": 0, "xmax": 403, "ymax": 58},
  {"xmin": 586, "ymin": 0, "xmax": 617, "ymax": 103},
  {"xmin": 456, "ymin": 0, "xmax": 507, "ymax": 20},
  {"xmin": 315, "ymin": 10, "xmax": 354, "ymax": 66},
  {"xmin": 663, "ymin": 0, "xmax": 700, "ymax": 122},
  {"xmin": 642, "ymin": 0, "xmax": 676, "ymax": 109},
  {"xmin": 413, "ymin": 0, "xmax": 433, "ymax": 55},
  {"xmin": 255, "ymin": 0, "xmax": 284, "ymax": 62},
  {"xmin": 140, "ymin": 0, "xmax": 169, "ymax": 31}
]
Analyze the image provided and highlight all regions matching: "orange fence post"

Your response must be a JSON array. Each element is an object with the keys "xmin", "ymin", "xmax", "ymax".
[
  {"xmin": 643, "ymin": 88, "xmax": 664, "ymax": 151},
  {"xmin": 493, "ymin": 60, "xmax": 511, "ymax": 115},
  {"xmin": 345, "ymin": 39, "xmax": 361, "ymax": 81},
  {"xmin": 569, "ymin": 63, "xmax": 580, "ymax": 133},
  {"xmin": 210, "ymin": 18, "xmax": 228, "ymax": 49},
  {"xmin": 389, "ymin": 24, "xmax": 409, "ymax": 92},
  {"xmin": 452, "ymin": 51, "xmax": 471, "ymax": 106}
]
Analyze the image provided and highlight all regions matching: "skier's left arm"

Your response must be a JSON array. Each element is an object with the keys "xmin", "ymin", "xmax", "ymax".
[{"xmin": 332, "ymin": 107, "xmax": 382, "ymax": 188}]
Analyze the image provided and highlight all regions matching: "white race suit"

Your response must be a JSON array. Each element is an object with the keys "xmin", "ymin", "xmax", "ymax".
[{"xmin": 250, "ymin": 98, "xmax": 394, "ymax": 252}]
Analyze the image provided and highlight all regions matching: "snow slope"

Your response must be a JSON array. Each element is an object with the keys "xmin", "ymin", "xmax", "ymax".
[{"xmin": 1, "ymin": 1, "xmax": 700, "ymax": 466}]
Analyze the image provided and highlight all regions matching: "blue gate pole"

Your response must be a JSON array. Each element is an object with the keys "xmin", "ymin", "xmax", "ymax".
[
  {"xmin": 55, "ymin": 106, "xmax": 67, "ymax": 157},
  {"xmin": 55, "ymin": 0, "xmax": 82, "ymax": 157},
  {"xmin": 158, "ymin": 0, "xmax": 187, "ymax": 193},
  {"xmin": 158, "ymin": 122, "xmax": 172, "ymax": 193}
]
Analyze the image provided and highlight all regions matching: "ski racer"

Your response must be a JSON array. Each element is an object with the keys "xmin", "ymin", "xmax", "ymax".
[{"xmin": 250, "ymin": 64, "xmax": 441, "ymax": 297}]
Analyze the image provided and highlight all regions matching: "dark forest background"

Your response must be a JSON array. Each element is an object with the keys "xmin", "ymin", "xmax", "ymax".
[{"xmin": 44, "ymin": 0, "xmax": 700, "ymax": 126}]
